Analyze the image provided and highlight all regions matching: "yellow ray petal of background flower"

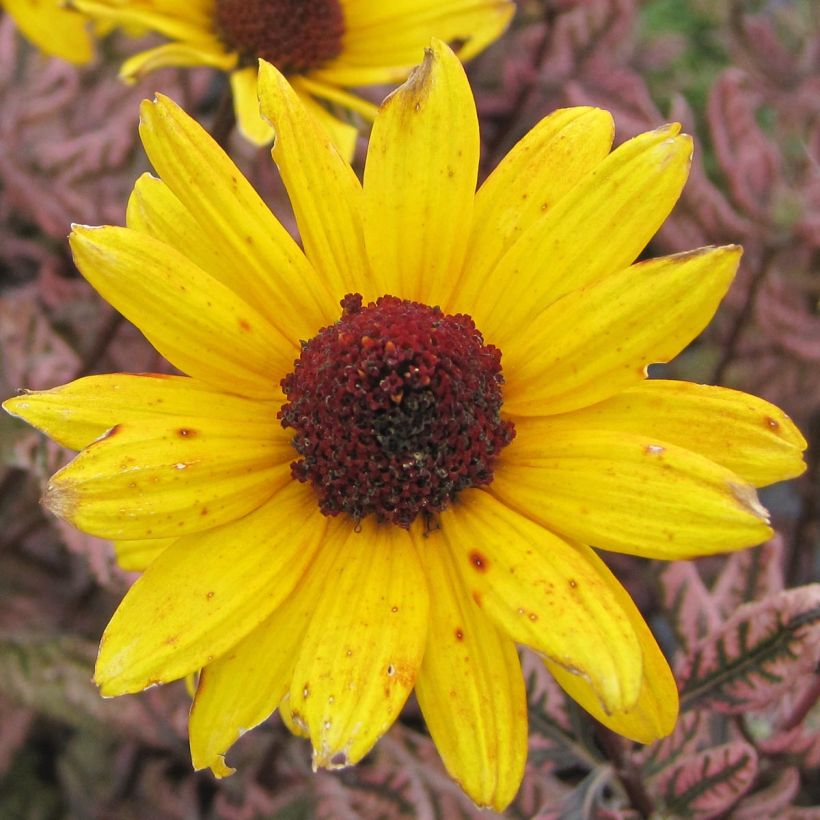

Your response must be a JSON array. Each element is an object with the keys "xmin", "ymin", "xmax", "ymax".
[
  {"xmin": 95, "ymin": 483, "xmax": 327, "ymax": 695},
  {"xmin": 413, "ymin": 533, "xmax": 527, "ymax": 812},
  {"xmin": 44, "ymin": 417, "xmax": 292, "ymax": 540},
  {"xmin": 286, "ymin": 519, "xmax": 429, "ymax": 769},
  {"xmin": 2, "ymin": 374, "xmax": 281, "ymax": 452},
  {"xmin": 438, "ymin": 492, "xmax": 642, "ymax": 715},
  {"xmin": 502, "ymin": 246, "xmax": 740, "ymax": 415},
  {"xmin": 363, "ymin": 39, "xmax": 478, "ymax": 304},
  {"xmin": 5, "ymin": 0, "xmax": 93, "ymax": 63},
  {"xmin": 494, "ymin": 429, "xmax": 773, "ymax": 559}
]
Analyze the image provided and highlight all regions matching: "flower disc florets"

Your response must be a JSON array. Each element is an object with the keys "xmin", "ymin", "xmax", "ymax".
[
  {"xmin": 280, "ymin": 294, "xmax": 515, "ymax": 527},
  {"xmin": 214, "ymin": 0, "xmax": 344, "ymax": 72}
]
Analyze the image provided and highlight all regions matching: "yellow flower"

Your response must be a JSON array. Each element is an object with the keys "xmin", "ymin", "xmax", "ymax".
[
  {"xmin": 3, "ymin": 0, "xmax": 92, "ymax": 63},
  {"xmin": 3, "ymin": 42, "xmax": 806, "ymax": 811},
  {"xmin": 66, "ymin": 0, "xmax": 514, "ymax": 151}
]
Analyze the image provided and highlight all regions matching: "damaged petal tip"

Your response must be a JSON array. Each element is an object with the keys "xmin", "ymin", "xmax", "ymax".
[
  {"xmin": 41, "ymin": 478, "xmax": 77, "ymax": 520},
  {"xmin": 729, "ymin": 481, "xmax": 771, "ymax": 523}
]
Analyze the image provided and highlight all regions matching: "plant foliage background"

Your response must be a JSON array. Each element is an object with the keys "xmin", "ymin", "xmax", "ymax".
[{"xmin": 0, "ymin": 0, "xmax": 818, "ymax": 817}]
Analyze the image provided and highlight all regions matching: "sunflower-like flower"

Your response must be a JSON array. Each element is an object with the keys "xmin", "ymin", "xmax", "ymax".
[
  {"xmin": 65, "ymin": 0, "xmax": 514, "ymax": 151},
  {"xmin": 3, "ymin": 42, "xmax": 806, "ymax": 810},
  {"xmin": 3, "ymin": 0, "xmax": 92, "ymax": 63}
]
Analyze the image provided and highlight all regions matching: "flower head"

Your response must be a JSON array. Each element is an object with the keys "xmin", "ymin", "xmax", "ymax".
[
  {"xmin": 3, "ymin": 42, "xmax": 806, "ymax": 810},
  {"xmin": 3, "ymin": 0, "xmax": 92, "ymax": 63},
  {"xmin": 66, "ymin": 0, "xmax": 514, "ymax": 150}
]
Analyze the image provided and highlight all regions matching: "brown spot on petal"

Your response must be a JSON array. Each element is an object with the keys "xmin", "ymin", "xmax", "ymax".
[
  {"xmin": 238, "ymin": 318, "xmax": 252, "ymax": 332},
  {"xmin": 454, "ymin": 628, "xmax": 464, "ymax": 641},
  {"xmin": 177, "ymin": 427, "xmax": 196, "ymax": 437},
  {"xmin": 765, "ymin": 416, "xmax": 780, "ymax": 430},
  {"xmin": 569, "ymin": 579, "xmax": 577, "ymax": 589},
  {"xmin": 469, "ymin": 550, "xmax": 489, "ymax": 572}
]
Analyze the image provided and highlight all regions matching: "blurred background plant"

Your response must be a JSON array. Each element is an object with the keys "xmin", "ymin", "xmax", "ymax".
[{"xmin": 0, "ymin": 0, "xmax": 818, "ymax": 817}]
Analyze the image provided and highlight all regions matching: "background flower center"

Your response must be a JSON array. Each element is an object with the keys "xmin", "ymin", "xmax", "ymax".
[
  {"xmin": 214, "ymin": 0, "xmax": 345, "ymax": 72},
  {"xmin": 280, "ymin": 294, "xmax": 515, "ymax": 528}
]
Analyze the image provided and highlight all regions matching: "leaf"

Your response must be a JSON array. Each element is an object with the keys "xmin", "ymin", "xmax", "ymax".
[
  {"xmin": 658, "ymin": 741, "xmax": 758, "ymax": 820},
  {"xmin": 659, "ymin": 562, "xmax": 721, "ymax": 656},
  {"xmin": 679, "ymin": 585, "xmax": 820, "ymax": 714},
  {"xmin": 759, "ymin": 726, "xmax": 820, "ymax": 769},
  {"xmin": 636, "ymin": 711, "xmax": 707, "ymax": 778},
  {"xmin": 728, "ymin": 767, "xmax": 800, "ymax": 819},
  {"xmin": 712, "ymin": 537, "xmax": 785, "ymax": 617}
]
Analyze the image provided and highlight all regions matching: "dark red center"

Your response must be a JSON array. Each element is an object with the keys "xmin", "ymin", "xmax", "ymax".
[
  {"xmin": 279, "ymin": 295, "xmax": 515, "ymax": 528},
  {"xmin": 214, "ymin": 0, "xmax": 344, "ymax": 72}
]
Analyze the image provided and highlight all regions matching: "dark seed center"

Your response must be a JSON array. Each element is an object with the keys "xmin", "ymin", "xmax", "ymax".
[
  {"xmin": 214, "ymin": 0, "xmax": 345, "ymax": 72},
  {"xmin": 279, "ymin": 294, "xmax": 515, "ymax": 528}
]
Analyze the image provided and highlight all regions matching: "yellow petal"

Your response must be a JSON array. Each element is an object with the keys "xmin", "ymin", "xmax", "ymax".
[
  {"xmin": 529, "ymin": 380, "xmax": 808, "ymax": 488},
  {"xmin": 362, "ymin": 39, "xmax": 478, "ymax": 304},
  {"xmin": 469, "ymin": 125, "xmax": 692, "ymax": 346},
  {"xmin": 138, "ymin": 94, "xmax": 337, "ymax": 340},
  {"xmin": 451, "ymin": 107, "xmax": 614, "ymax": 311},
  {"xmin": 69, "ymin": 226, "xmax": 296, "ymax": 399},
  {"xmin": 113, "ymin": 537, "xmax": 175, "ymax": 572},
  {"xmin": 258, "ymin": 61, "xmax": 372, "ymax": 300},
  {"xmin": 2, "ymin": 373, "xmax": 280, "ymax": 451},
  {"xmin": 70, "ymin": 0, "xmax": 215, "ymax": 43},
  {"xmin": 120, "ymin": 41, "xmax": 235, "ymax": 82},
  {"xmin": 312, "ymin": 0, "xmax": 514, "ymax": 86},
  {"xmin": 494, "ymin": 428, "xmax": 773, "ymax": 559},
  {"xmin": 291, "ymin": 83, "xmax": 360, "ymax": 163},
  {"xmin": 189, "ymin": 523, "xmax": 341, "ymax": 775},
  {"xmin": 44, "ymin": 416, "xmax": 293, "ymax": 540},
  {"xmin": 502, "ymin": 246, "xmax": 740, "ymax": 416},
  {"xmin": 285, "ymin": 518, "xmax": 428, "ymax": 768},
  {"xmin": 95, "ymin": 483, "xmax": 327, "ymax": 695},
  {"xmin": 229, "ymin": 67, "xmax": 275, "ymax": 146},
  {"xmin": 545, "ymin": 543, "xmax": 677, "ymax": 744},
  {"xmin": 436, "ymin": 491, "xmax": 642, "ymax": 714},
  {"xmin": 126, "ymin": 174, "xmax": 248, "ymax": 296},
  {"xmin": 411, "ymin": 529, "xmax": 527, "ymax": 812},
  {"xmin": 5, "ymin": 0, "xmax": 92, "ymax": 63}
]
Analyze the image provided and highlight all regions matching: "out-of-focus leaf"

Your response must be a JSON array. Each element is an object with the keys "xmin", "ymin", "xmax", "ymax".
[
  {"xmin": 658, "ymin": 741, "xmax": 758, "ymax": 819},
  {"xmin": 636, "ymin": 711, "xmax": 706, "ymax": 778},
  {"xmin": 759, "ymin": 726, "xmax": 820, "ymax": 770},
  {"xmin": 712, "ymin": 537, "xmax": 785, "ymax": 616},
  {"xmin": 728, "ymin": 767, "xmax": 800, "ymax": 819},
  {"xmin": 679, "ymin": 586, "xmax": 820, "ymax": 714},
  {"xmin": 659, "ymin": 562, "xmax": 721, "ymax": 655},
  {"xmin": 0, "ymin": 695, "xmax": 33, "ymax": 776}
]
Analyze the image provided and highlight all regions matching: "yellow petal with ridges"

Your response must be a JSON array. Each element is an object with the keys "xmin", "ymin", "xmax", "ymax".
[
  {"xmin": 437, "ymin": 491, "xmax": 642, "ymax": 714},
  {"xmin": 362, "ymin": 39, "xmax": 478, "ymax": 304},
  {"xmin": 69, "ymin": 0, "xmax": 215, "ymax": 44},
  {"xmin": 113, "ymin": 538, "xmax": 175, "ymax": 572},
  {"xmin": 120, "ymin": 42, "xmax": 235, "ymax": 81},
  {"xmin": 545, "ymin": 543, "xmax": 677, "ymax": 743},
  {"xmin": 502, "ymin": 246, "xmax": 740, "ymax": 416},
  {"xmin": 258, "ymin": 61, "xmax": 373, "ymax": 300},
  {"xmin": 292, "ymin": 74, "xmax": 379, "ymax": 121},
  {"xmin": 450, "ymin": 107, "xmax": 614, "ymax": 310},
  {"xmin": 44, "ymin": 416, "xmax": 292, "ymax": 540},
  {"xmin": 312, "ymin": 0, "xmax": 514, "ymax": 86},
  {"xmin": 5, "ymin": 0, "xmax": 92, "ymax": 63},
  {"xmin": 291, "ymin": 84, "xmax": 359, "ymax": 164},
  {"xmin": 469, "ymin": 125, "xmax": 692, "ymax": 345},
  {"xmin": 229, "ymin": 67, "xmax": 274, "ymax": 146},
  {"xmin": 2, "ymin": 373, "xmax": 281, "ymax": 451},
  {"xmin": 494, "ymin": 428, "xmax": 773, "ymax": 559},
  {"xmin": 285, "ymin": 518, "xmax": 428, "ymax": 769},
  {"xmin": 95, "ymin": 482, "xmax": 327, "ymax": 695},
  {"xmin": 412, "ymin": 530, "xmax": 527, "ymax": 812},
  {"xmin": 525, "ymin": 380, "xmax": 807, "ymax": 488},
  {"xmin": 189, "ymin": 521, "xmax": 343, "ymax": 776},
  {"xmin": 69, "ymin": 226, "xmax": 295, "ymax": 399},
  {"xmin": 139, "ymin": 94, "xmax": 337, "ymax": 340}
]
